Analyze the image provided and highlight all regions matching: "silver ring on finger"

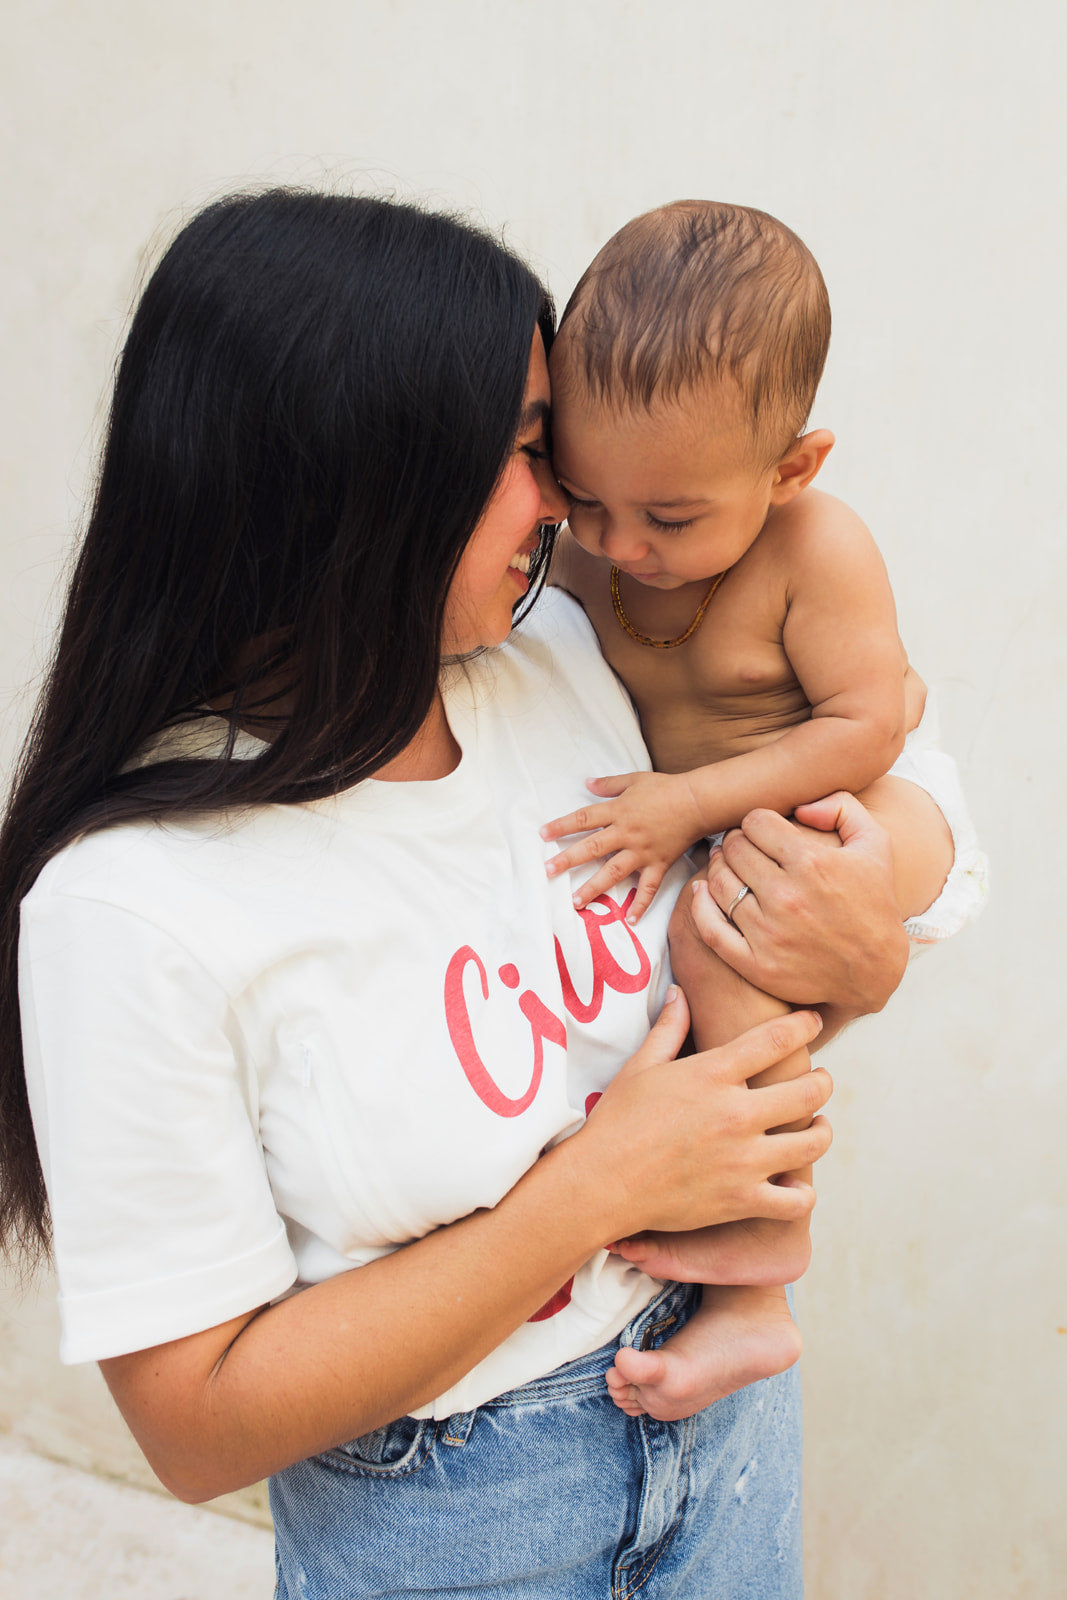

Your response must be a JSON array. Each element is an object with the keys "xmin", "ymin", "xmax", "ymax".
[{"xmin": 725, "ymin": 884, "xmax": 751, "ymax": 923}]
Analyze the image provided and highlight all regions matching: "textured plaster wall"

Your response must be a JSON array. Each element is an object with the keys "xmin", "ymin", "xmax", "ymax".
[{"xmin": 1, "ymin": 1, "xmax": 1063, "ymax": 1592}]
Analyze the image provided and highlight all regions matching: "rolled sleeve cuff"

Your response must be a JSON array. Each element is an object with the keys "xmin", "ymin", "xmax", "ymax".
[{"xmin": 57, "ymin": 1223, "xmax": 298, "ymax": 1365}]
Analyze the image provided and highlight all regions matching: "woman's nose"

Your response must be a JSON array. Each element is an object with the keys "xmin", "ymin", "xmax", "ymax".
[{"xmin": 541, "ymin": 472, "xmax": 570, "ymax": 524}]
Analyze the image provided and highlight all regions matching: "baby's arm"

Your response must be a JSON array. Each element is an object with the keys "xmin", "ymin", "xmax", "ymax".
[{"xmin": 544, "ymin": 503, "xmax": 915, "ymax": 921}]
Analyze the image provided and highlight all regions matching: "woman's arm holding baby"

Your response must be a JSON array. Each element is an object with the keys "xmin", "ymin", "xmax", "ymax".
[
  {"xmin": 102, "ymin": 795, "xmax": 908, "ymax": 1490},
  {"xmin": 99, "ymin": 1001, "xmax": 830, "ymax": 1505}
]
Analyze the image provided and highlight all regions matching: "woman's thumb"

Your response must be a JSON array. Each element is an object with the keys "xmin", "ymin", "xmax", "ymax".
[
  {"xmin": 794, "ymin": 791, "xmax": 891, "ymax": 861},
  {"xmin": 615, "ymin": 985, "xmax": 691, "ymax": 1081}
]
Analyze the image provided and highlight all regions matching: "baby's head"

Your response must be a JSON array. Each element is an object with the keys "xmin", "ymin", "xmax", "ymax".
[{"xmin": 550, "ymin": 200, "xmax": 833, "ymax": 588}]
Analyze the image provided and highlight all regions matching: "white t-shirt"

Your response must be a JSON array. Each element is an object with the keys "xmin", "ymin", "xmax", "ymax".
[{"xmin": 20, "ymin": 590, "xmax": 689, "ymax": 1417}]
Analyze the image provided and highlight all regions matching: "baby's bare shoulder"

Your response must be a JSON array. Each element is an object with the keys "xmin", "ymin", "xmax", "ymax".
[
  {"xmin": 763, "ymin": 489, "xmax": 880, "ymax": 560},
  {"xmin": 759, "ymin": 490, "xmax": 887, "ymax": 592}
]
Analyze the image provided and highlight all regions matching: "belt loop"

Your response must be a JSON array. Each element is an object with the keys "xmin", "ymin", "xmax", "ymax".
[
  {"xmin": 621, "ymin": 1281, "xmax": 692, "ymax": 1351},
  {"xmin": 440, "ymin": 1408, "xmax": 477, "ymax": 1448}
]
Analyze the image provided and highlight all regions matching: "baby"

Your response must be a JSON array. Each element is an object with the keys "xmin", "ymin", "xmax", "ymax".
[{"xmin": 542, "ymin": 201, "xmax": 988, "ymax": 1421}]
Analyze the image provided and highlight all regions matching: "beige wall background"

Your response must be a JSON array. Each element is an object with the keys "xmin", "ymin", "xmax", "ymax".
[{"xmin": 1, "ymin": 1, "xmax": 1063, "ymax": 1594}]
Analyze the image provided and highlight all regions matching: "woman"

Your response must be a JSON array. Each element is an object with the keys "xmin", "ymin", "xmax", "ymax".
[{"xmin": 0, "ymin": 191, "xmax": 906, "ymax": 1595}]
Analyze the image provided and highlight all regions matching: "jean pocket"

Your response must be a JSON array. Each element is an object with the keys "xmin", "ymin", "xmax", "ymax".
[{"xmin": 322, "ymin": 1414, "xmax": 432, "ymax": 1478}]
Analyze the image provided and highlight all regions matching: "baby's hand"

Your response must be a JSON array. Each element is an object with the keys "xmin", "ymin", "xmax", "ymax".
[{"xmin": 540, "ymin": 771, "xmax": 705, "ymax": 923}]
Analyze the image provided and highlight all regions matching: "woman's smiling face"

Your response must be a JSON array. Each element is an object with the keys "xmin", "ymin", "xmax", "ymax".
[{"xmin": 442, "ymin": 331, "xmax": 568, "ymax": 654}]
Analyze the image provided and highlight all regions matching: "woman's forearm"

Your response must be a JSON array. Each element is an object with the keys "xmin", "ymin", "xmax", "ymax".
[
  {"xmin": 108, "ymin": 1133, "xmax": 614, "ymax": 1502},
  {"xmin": 101, "ymin": 998, "xmax": 832, "ymax": 1502}
]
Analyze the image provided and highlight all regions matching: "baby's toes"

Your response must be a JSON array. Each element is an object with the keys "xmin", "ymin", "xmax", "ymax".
[
  {"xmin": 609, "ymin": 1388, "xmax": 649, "ymax": 1417},
  {"xmin": 605, "ymin": 1364, "xmax": 649, "ymax": 1417}
]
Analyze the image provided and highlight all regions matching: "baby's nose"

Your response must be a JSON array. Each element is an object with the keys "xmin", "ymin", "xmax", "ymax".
[{"xmin": 598, "ymin": 520, "xmax": 650, "ymax": 563}]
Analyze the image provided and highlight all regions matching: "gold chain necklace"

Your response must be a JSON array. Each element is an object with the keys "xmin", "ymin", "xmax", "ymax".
[{"xmin": 610, "ymin": 565, "xmax": 727, "ymax": 649}]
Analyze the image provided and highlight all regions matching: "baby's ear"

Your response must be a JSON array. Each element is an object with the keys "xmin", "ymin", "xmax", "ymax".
[{"xmin": 769, "ymin": 429, "xmax": 835, "ymax": 503}]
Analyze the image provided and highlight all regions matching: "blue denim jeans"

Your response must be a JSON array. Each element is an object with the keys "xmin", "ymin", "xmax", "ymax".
[{"xmin": 270, "ymin": 1282, "xmax": 803, "ymax": 1598}]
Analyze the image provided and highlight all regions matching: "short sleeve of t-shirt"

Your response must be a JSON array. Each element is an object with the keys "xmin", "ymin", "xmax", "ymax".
[{"xmin": 19, "ymin": 889, "xmax": 297, "ymax": 1364}]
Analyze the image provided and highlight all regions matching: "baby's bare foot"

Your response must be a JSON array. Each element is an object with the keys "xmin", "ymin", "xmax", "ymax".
[
  {"xmin": 605, "ymin": 1285, "xmax": 801, "ymax": 1421},
  {"xmin": 612, "ymin": 1204, "xmax": 812, "ymax": 1288}
]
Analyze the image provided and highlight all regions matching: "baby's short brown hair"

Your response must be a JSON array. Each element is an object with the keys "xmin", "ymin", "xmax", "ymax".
[{"xmin": 555, "ymin": 200, "xmax": 831, "ymax": 462}]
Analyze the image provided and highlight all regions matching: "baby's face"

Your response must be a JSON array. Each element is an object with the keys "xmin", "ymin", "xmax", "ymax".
[{"xmin": 550, "ymin": 377, "xmax": 779, "ymax": 589}]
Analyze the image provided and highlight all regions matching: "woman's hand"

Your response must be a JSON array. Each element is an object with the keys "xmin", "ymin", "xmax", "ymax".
[
  {"xmin": 691, "ymin": 792, "xmax": 909, "ymax": 1016},
  {"xmin": 578, "ymin": 986, "xmax": 832, "ymax": 1240}
]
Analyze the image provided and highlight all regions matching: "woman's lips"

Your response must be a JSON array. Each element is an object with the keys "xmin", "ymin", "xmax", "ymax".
[{"xmin": 507, "ymin": 551, "xmax": 531, "ymax": 594}]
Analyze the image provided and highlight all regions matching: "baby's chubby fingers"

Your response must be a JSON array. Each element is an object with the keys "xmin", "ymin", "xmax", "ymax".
[
  {"xmin": 621, "ymin": 866, "xmax": 665, "ymax": 924},
  {"xmin": 540, "ymin": 803, "xmax": 607, "ymax": 845},
  {"xmin": 539, "ymin": 776, "xmax": 631, "ymax": 846},
  {"xmin": 543, "ymin": 826, "xmax": 618, "ymax": 880},
  {"xmin": 570, "ymin": 851, "xmax": 643, "ymax": 910},
  {"xmin": 585, "ymin": 771, "xmax": 640, "ymax": 798}
]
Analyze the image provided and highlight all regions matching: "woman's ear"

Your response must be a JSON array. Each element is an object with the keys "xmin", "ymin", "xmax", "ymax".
[{"xmin": 768, "ymin": 429, "xmax": 835, "ymax": 504}]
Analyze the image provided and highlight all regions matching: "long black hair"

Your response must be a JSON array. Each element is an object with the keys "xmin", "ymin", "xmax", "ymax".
[{"xmin": 0, "ymin": 189, "xmax": 556, "ymax": 1257}]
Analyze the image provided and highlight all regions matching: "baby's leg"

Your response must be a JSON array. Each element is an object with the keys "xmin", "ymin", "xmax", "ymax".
[
  {"xmin": 608, "ymin": 783, "xmax": 953, "ymax": 1421},
  {"xmin": 855, "ymin": 774, "xmax": 954, "ymax": 921},
  {"xmin": 606, "ymin": 1285, "xmax": 802, "ymax": 1420},
  {"xmin": 606, "ymin": 890, "xmax": 812, "ymax": 1421}
]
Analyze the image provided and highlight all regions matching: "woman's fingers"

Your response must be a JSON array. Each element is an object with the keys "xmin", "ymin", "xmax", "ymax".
[
  {"xmin": 589, "ymin": 998, "xmax": 832, "ymax": 1237},
  {"xmin": 612, "ymin": 990, "xmax": 818, "ymax": 1094},
  {"xmin": 716, "ymin": 821, "xmax": 798, "ymax": 899},
  {"xmin": 791, "ymin": 789, "xmax": 893, "ymax": 862},
  {"xmin": 751, "ymin": 1164, "xmax": 825, "ymax": 1223},
  {"xmin": 686, "ymin": 874, "xmax": 753, "ymax": 964},
  {"xmin": 608, "ymin": 984, "xmax": 691, "ymax": 1083},
  {"xmin": 761, "ymin": 1110, "xmax": 833, "ymax": 1170},
  {"xmin": 749, "ymin": 1064, "xmax": 833, "ymax": 1132},
  {"xmin": 701, "ymin": 1008, "xmax": 824, "ymax": 1088},
  {"xmin": 702, "ymin": 851, "xmax": 761, "ymax": 928},
  {"xmin": 708, "ymin": 801, "xmax": 907, "ymax": 1011}
]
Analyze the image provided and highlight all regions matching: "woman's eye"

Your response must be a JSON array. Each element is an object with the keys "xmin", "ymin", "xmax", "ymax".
[{"xmin": 522, "ymin": 444, "xmax": 550, "ymax": 462}]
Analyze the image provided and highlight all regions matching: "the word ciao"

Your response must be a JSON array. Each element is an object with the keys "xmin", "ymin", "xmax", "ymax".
[{"xmin": 443, "ymin": 890, "xmax": 651, "ymax": 1118}]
